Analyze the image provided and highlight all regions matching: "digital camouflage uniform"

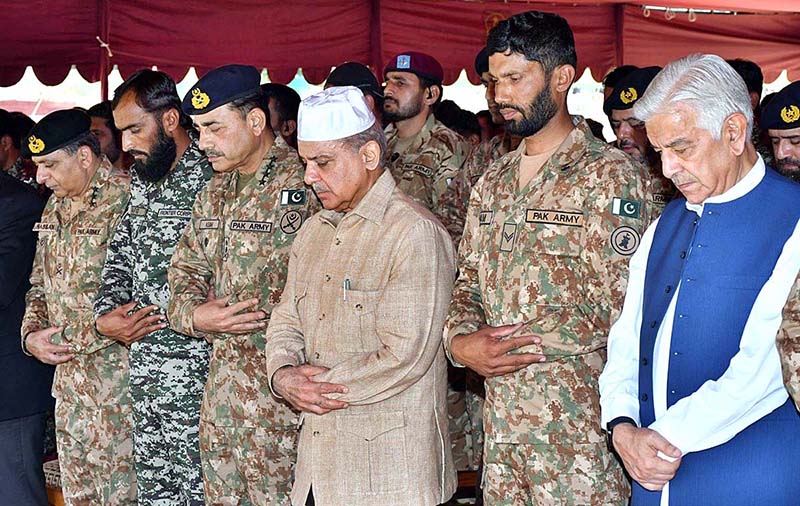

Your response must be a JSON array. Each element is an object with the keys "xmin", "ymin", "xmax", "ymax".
[
  {"xmin": 168, "ymin": 136, "xmax": 317, "ymax": 505},
  {"xmin": 445, "ymin": 120, "xmax": 651, "ymax": 505},
  {"xmin": 386, "ymin": 112, "xmax": 473, "ymax": 469},
  {"xmin": 94, "ymin": 134, "xmax": 213, "ymax": 506},
  {"xmin": 438, "ymin": 132, "xmax": 517, "ymax": 471},
  {"xmin": 22, "ymin": 158, "xmax": 136, "ymax": 506},
  {"xmin": 8, "ymin": 156, "xmax": 46, "ymax": 195},
  {"xmin": 777, "ymin": 273, "xmax": 800, "ymax": 410}
]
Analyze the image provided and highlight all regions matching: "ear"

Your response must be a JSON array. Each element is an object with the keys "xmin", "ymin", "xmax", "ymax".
[
  {"xmin": 160, "ymin": 108, "xmax": 180, "ymax": 135},
  {"xmin": 364, "ymin": 95, "xmax": 376, "ymax": 112},
  {"xmin": 423, "ymin": 85, "xmax": 440, "ymax": 107},
  {"xmin": 77, "ymin": 145, "xmax": 94, "ymax": 168},
  {"xmin": 247, "ymin": 107, "xmax": 268, "ymax": 136},
  {"xmin": 0, "ymin": 134, "xmax": 11, "ymax": 150},
  {"xmin": 281, "ymin": 119, "xmax": 297, "ymax": 137},
  {"xmin": 749, "ymin": 91, "xmax": 760, "ymax": 112},
  {"xmin": 723, "ymin": 112, "xmax": 749, "ymax": 156},
  {"xmin": 552, "ymin": 64, "xmax": 576, "ymax": 94},
  {"xmin": 360, "ymin": 140, "xmax": 381, "ymax": 171}
]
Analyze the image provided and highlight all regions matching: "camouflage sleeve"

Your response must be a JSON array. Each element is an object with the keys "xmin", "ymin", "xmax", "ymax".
[
  {"xmin": 21, "ymin": 235, "xmax": 49, "ymax": 339},
  {"xmin": 778, "ymin": 271, "xmax": 800, "ymax": 411},
  {"xmin": 265, "ymin": 227, "xmax": 313, "ymax": 396},
  {"xmin": 94, "ymin": 208, "xmax": 134, "ymax": 319},
  {"xmin": 430, "ymin": 141, "xmax": 467, "ymax": 226},
  {"xmin": 436, "ymin": 166, "xmax": 470, "ymax": 249},
  {"xmin": 443, "ymin": 178, "xmax": 487, "ymax": 365},
  {"xmin": 167, "ymin": 191, "xmax": 214, "ymax": 338},
  {"xmin": 313, "ymin": 220, "xmax": 456, "ymax": 405}
]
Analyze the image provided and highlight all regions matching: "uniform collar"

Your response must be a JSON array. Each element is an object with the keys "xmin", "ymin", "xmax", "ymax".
[
  {"xmin": 504, "ymin": 116, "xmax": 592, "ymax": 180},
  {"xmin": 386, "ymin": 113, "xmax": 436, "ymax": 151},
  {"xmin": 319, "ymin": 169, "xmax": 396, "ymax": 226}
]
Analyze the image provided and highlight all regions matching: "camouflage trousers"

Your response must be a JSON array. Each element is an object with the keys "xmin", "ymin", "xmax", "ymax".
[
  {"xmin": 448, "ymin": 364, "xmax": 473, "ymax": 471},
  {"xmin": 199, "ymin": 421, "xmax": 298, "ymax": 506},
  {"xmin": 483, "ymin": 439, "xmax": 629, "ymax": 506},
  {"xmin": 55, "ymin": 399, "xmax": 137, "ymax": 506},
  {"xmin": 132, "ymin": 393, "xmax": 204, "ymax": 505},
  {"xmin": 465, "ymin": 370, "xmax": 486, "ymax": 471}
]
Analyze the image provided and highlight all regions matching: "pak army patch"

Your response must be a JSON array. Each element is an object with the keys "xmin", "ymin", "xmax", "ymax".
[
  {"xmin": 76, "ymin": 227, "xmax": 102, "ymax": 236},
  {"xmin": 281, "ymin": 189, "xmax": 307, "ymax": 206},
  {"xmin": 611, "ymin": 198, "xmax": 641, "ymax": 219},
  {"xmin": 500, "ymin": 223, "xmax": 517, "ymax": 252},
  {"xmin": 525, "ymin": 208, "xmax": 584, "ymax": 227},
  {"xmin": 229, "ymin": 220, "xmax": 273, "ymax": 233},
  {"xmin": 280, "ymin": 210, "xmax": 303, "ymax": 234},
  {"xmin": 611, "ymin": 226, "xmax": 640, "ymax": 256}
]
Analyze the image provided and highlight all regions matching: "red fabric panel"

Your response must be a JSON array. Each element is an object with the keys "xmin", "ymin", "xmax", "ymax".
[
  {"xmin": 622, "ymin": 6, "xmax": 800, "ymax": 81},
  {"xmin": 379, "ymin": 1, "xmax": 617, "ymax": 85},
  {"xmin": 107, "ymin": 0, "xmax": 371, "ymax": 84},
  {"xmin": 0, "ymin": 0, "xmax": 98, "ymax": 86}
]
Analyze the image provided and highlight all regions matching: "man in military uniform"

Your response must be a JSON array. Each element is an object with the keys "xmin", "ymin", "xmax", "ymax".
[
  {"xmin": 22, "ymin": 110, "xmax": 136, "ymax": 505},
  {"xmin": 261, "ymin": 83, "xmax": 301, "ymax": 149},
  {"xmin": 383, "ymin": 51, "xmax": 469, "ymax": 224},
  {"xmin": 445, "ymin": 11, "xmax": 650, "ymax": 505},
  {"xmin": 761, "ymin": 81, "xmax": 800, "ymax": 182},
  {"xmin": 0, "ymin": 109, "xmax": 43, "ymax": 194},
  {"xmin": 325, "ymin": 62, "xmax": 384, "ymax": 125},
  {"xmin": 266, "ymin": 85, "xmax": 457, "ymax": 506},
  {"xmin": 88, "ymin": 100, "xmax": 132, "ymax": 173},
  {"xmin": 94, "ymin": 70, "xmax": 213, "ymax": 505},
  {"xmin": 728, "ymin": 58, "xmax": 775, "ymax": 168},
  {"xmin": 604, "ymin": 66, "xmax": 676, "ymax": 211},
  {"xmin": 168, "ymin": 65, "xmax": 316, "ymax": 505}
]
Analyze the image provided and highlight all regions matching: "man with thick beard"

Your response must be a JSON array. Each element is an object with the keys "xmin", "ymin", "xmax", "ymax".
[
  {"xmin": 94, "ymin": 70, "xmax": 213, "ymax": 506},
  {"xmin": 604, "ymin": 67, "xmax": 676, "ymax": 211},
  {"xmin": 383, "ymin": 51, "xmax": 469, "ymax": 225},
  {"xmin": 761, "ymin": 81, "xmax": 800, "ymax": 183},
  {"xmin": 444, "ymin": 11, "xmax": 650, "ymax": 505}
]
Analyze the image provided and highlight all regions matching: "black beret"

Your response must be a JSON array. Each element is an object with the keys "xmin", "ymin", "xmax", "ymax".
[
  {"xmin": 182, "ymin": 64, "xmax": 261, "ymax": 115},
  {"xmin": 22, "ymin": 109, "xmax": 90, "ymax": 158},
  {"xmin": 474, "ymin": 47, "xmax": 489, "ymax": 76},
  {"xmin": 761, "ymin": 81, "xmax": 800, "ymax": 131},
  {"xmin": 603, "ymin": 66, "xmax": 662, "ymax": 116},
  {"xmin": 326, "ymin": 62, "xmax": 383, "ymax": 99}
]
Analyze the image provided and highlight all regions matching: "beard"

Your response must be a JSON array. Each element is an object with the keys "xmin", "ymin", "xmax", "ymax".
[
  {"xmin": 501, "ymin": 85, "xmax": 558, "ymax": 138},
  {"xmin": 383, "ymin": 95, "xmax": 423, "ymax": 123},
  {"xmin": 131, "ymin": 124, "xmax": 177, "ymax": 183},
  {"xmin": 776, "ymin": 158, "xmax": 800, "ymax": 183}
]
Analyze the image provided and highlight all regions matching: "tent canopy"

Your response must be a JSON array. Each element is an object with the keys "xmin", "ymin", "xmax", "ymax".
[{"xmin": 2, "ymin": 0, "xmax": 799, "ymax": 95}]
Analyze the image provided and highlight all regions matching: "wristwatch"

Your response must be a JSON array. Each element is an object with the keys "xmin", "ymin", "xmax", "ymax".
[{"xmin": 606, "ymin": 416, "xmax": 636, "ymax": 453}]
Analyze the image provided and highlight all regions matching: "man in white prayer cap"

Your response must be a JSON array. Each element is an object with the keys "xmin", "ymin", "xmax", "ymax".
[{"xmin": 265, "ymin": 86, "xmax": 458, "ymax": 506}]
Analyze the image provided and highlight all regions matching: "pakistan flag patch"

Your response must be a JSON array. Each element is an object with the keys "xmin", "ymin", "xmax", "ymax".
[{"xmin": 611, "ymin": 197, "xmax": 641, "ymax": 219}]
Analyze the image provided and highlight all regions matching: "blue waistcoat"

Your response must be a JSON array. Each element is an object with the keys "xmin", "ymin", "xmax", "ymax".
[{"xmin": 634, "ymin": 168, "xmax": 800, "ymax": 506}]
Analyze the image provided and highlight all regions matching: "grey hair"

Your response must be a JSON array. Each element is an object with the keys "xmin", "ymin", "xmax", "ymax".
[
  {"xmin": 633, "ymin": 54, "xmax": 753, "ymax": 140},
  {"xmin": 340, "ymin": 120, "xmax": 388, "ymax": 167}
]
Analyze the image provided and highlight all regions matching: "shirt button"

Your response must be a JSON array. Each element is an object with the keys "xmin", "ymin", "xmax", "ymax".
[
  {"xmin": 665, "ymin": 285, "xmax": 672, "ymax": 293},
  {"xmin": 680, "ymin": 251, "xmax": 686, "ymax": 259},
  {"xmin": 325, "ymin": 274, "xmax": 331, "ymax": 282},
  {"xmin": 334, "ymin": 238, "xmax": 341, "ymax": 246},
  {"xmin": 641, "ymin": 393, "xmax": 649, "ymax": 402},
  {"xmin": 670, "ymin": 390, "xmax": 676, "ymax": 395},
  {"xmin": 318, "ymin": 313, "xmax": 325, "ymax": 320},
  {"xmin": 314, "ymin": 352, "xmax": 320, "ymax": 359},
  {"xmin": 678, "ymin": 314, "xmax": 685, "ymax": 319},
  {"xmin": 650, "ymin": 320, "xmax": 657, "ymax": 328},
  {"xmin": 641, "ymin": 357, "xmax": 649, "ymax": 366},
  {"xmin": 313, "ymin": 431, "xmax": 320, "ymax": 436}
]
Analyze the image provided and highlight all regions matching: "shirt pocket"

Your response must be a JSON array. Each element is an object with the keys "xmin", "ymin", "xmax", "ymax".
[
  {"xmin": 339, "ymin": 289, "xmax": 381, "ymax": 353},
  {"xmin": 333, "ymin": 410, "xmax": 409, "ymax": 495}
]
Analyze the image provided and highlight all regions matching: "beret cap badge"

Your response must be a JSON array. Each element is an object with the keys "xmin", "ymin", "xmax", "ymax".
[
  {"xmin": 28, "ymin": 135, "xmax": 45, "ymax": 154},
  {"xmin": 191, "ymin": 88, "xmax": 211, "ymax": 110},
  {"xmin": 781, "ymin": 105, "xmax": 800, "ymax": 124},
  {"xmin": 620, "ymin": 87, "xmax": 638, "ymax": 105}
]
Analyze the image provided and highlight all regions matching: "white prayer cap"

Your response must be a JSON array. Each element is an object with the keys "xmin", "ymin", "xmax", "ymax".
[{"xmin": 297, "ymin": 86, "xmax": 376, "ymax": 142}]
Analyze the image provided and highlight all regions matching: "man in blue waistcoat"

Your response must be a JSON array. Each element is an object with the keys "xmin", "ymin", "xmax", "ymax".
[{"xmin": 599, "ymin": 53, "xmax": 800, "ymax": 506}]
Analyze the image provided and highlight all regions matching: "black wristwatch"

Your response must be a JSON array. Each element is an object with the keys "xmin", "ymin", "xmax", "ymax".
[{"xmin": 606, "ymin": 416, "xmax": 637, "ymax": 453}]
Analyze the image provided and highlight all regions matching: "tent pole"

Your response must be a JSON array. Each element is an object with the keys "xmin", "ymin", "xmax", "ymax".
[
  {"xmin": 370, "ymin": 0, "xmax": 383, "ymax": 81},
  {"xmin": 98, "ymin": 0, "xmax": 110, "ymax": 100},
  {"xmin": 615, "ymin": 3, "xmax": 625, "ymax": 68}
]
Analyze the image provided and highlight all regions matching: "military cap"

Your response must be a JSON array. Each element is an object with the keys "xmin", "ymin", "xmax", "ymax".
[
  {"xmin": 384, "ymin": 52, "xmax": 444, "ymax": 85},
  {"xmin": 182, "ymin": 64, "xmax": 261, "ymax": 115},
  {"xmin": 21, "ymin": 109, "xmax": 90, "ymax": 158},
  {"xmin": 761, "ymin": 81, "xmax": 800, "ymax": 130},
  {"xmin": 474, "ymin": 47, "xmax": 489, "ymax": 76},
  {"xmin": 298, "ymin": 86, "xmax": 375, "ymax": 142},
  {"xmin": 603, "ymin": 66, "xmax": 662, "ymax": 116},
  {"xmin": 327, "ymin": 62, "xmax": 384, "ymax": 100}
]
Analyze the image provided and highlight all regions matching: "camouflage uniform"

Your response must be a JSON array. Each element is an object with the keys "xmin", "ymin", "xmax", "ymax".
[
  {"xmin": 168, "ymin": 136, "xmax": 316, "ymax": 505},
  {"xmin": 778, "ymin": 273, "xmax": 800, "ymax": 410},
  {"xmin": 22, "ymin": 158, "xmax": 136, "ymax": 506},
  {"xmin": 94, "ymin": 134, "xmax": 213, "ymax": 506},
  {"xmin": 385, "ymin": 113, "xmax": 468, "ymax": 225},
  {"xmin": 386, "ymin": 112, "xmax": 472, "ymax": 469},
  {"xmin": 753, "ymin": 121, "xmax": 776, "ymax": 169},
  {"xmin": 445, "ymin": 120, "xmax": 650, "ymax": 505}
]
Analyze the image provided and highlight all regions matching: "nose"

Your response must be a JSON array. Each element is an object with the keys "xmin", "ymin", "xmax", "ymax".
[
  {"xmin": 303, "ymin": 162, "xmax": 319, "ymax": 186},
  {"xmin": 198, "ymin": 132, "xmax": 212, "ymax": 153},
  {"xmin": 660, "ymin": 150, "xmax": 680, "ymax": 179},
  {"xmin": 775, "ymin": 139, "xmax": 792, "ymax": 160},
  {"xmin": 121, "ymin": 131, "xmax": 134, "ymax": 153},
  {"xmin": 36, "ymin": 165, "xmax": 49, "ymax": 185},
  {"xmin": 617, "ymin": 121, "xmax": 634, "ymax": 140}
]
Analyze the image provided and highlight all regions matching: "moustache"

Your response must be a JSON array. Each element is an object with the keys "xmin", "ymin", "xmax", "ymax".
[
  {"xmin": 312, "ymin": 182, "xmax": 329, "ymax": 194},
  {"xmin": 497, "ymin": 103, "xmax": 525, "ymax": 114},
  {"xmin": 777, "ymin": 157, "xmax": 800, "ymax": 170},
  {"xmin": 128, "ymin": 149, "xmax": 148, "ymax": 158},
  {"xmin": 204, "ymin": 150, "xmax": 224, "ymax": 158}
]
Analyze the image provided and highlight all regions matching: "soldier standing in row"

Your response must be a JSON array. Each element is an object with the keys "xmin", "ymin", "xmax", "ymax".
[
  {"xmin": 445, "ymin": 11, "xmax": 650, "ymax": 504},
  {"xmin": 94, "ymin": 70, "xmax": 213, "ymax": 505},
  {"xmin": 22, "ymin": 110, "xmax": 136, "ymax": 505},
  {"xmin": 168, "ymin": 65, "xmax": 316, "ymax": 505}
]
